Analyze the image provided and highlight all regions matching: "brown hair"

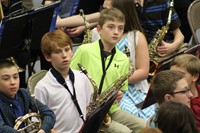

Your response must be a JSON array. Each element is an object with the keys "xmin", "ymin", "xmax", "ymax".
[
  {"xmin": 170, "ymin": 54, "xmax": 200, "ymax": 84},
  {"xmin": 98, "ymin": 8, "xmax": 125, "ymax": 27},
  {"xmin": 157, "ymin": 101, "xmax": 199, "ymax": 133},
  {"xmin": 41, "ymin": 30, "xmax": 73, "ymax": 56},
  {"xmin": 151, "ymin": 70, "xmax": 185, "ymax": 105},
  {"xmin": 0, "ymin": 59, "xmax": 16, "ymax": 70},
  {"xmin": 111, "ymin": 0, "xmax": 143, "ymax": 33}
]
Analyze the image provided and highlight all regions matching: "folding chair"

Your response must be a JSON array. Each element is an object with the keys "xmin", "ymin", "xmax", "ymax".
[
  {"xmin": 27, "ymin": 70, "xmax": 48, "ymax": 95},
  {"xmin": 187, "ymin": 0, "xmax": 200, "ymax": 44}
]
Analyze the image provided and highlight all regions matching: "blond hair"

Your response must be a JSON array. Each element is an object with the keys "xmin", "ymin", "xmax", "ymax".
[{"xmin": 170, "ymin": 54, "xmax": 200, "ymax": 84}]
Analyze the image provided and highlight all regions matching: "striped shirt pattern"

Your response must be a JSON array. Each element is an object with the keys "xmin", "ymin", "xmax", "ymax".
[
  {"xmin": 117, "ymin": 34, "xmax": 155, "ymax": 120},
  {"xmin": 136, "ymin": 0, "xmax": 181, "ymax": 43}
]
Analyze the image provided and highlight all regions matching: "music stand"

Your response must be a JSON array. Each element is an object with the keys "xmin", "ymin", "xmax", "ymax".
[
  {"xmin": 79, "ymin": 95, "xmax": 116, "ymax": 133},
  {"xmin": 140, "ymin": 85, "xmax": 156, "ymax": 110},
  {"xmin": 0, "ymin": 1, "xmax": 60, "ymax": 76}
]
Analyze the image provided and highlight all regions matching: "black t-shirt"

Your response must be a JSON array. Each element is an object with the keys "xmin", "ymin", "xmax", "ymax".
[{"xmin": 174, "ymin": 0, "xmax": 192, "ymax": 42}]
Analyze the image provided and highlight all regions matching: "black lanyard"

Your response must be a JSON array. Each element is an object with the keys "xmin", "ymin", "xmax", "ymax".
[
  {"xmin": 98, "ymin": 40, "xmax": 116, "ymax": 94},
  {"xmin": 50, "ymin": 67, "xmax": 85, "ymax": 122}
]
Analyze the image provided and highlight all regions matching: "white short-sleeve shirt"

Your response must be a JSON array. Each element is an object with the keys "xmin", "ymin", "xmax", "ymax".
[{"xmin": 34, "ymin": 69, "xmax": 92, "ymax": 133}]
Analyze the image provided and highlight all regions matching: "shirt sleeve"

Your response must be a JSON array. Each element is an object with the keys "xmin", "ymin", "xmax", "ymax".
[
  {"xmin": 0, "ymin": 113, "xmax": 18, "ymax": 133},
  {"xmin": 34, "ymin": 82, "xmax": 48, "ymax": 105},
  {"xmin": 28, "ymin": 90, "xmax": 56, "ymax": 133},
  {"xmin": 70, "ymin": 45, "xmax": 86, "ymax": 70}
]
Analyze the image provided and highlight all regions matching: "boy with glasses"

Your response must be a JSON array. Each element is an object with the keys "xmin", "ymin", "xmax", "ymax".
[
  {"xmin": 147, "ymin": 70, "xmax": 193, "ymax": 127},
  {"xmin": 170, "ymin": 54, "xmax": 200, "ymax": 129}
]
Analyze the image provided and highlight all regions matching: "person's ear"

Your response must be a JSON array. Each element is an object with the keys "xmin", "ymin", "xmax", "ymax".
[
  {"xmin": 164, "ymin": 94, "xmax": 172, "ymax": 101},
  {"xmin": 96, "ymin": 25, "xmax": 101, "ymax": 33},
  {"xmin": 44, "ymin": 54, "xmax": 51, "ymax": 62},
  {"xmin": 192, "ymin": 73, "xmax": 199, "ymax": 82}
]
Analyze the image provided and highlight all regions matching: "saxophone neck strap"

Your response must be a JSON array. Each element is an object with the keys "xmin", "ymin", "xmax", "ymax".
[
  {"xmin": 99, "ymin": 40, "xmax": 116, "ymax": 94},
  {"xmin": 50, "ymin": 67, "xmax": 85, "ymax": 122}
]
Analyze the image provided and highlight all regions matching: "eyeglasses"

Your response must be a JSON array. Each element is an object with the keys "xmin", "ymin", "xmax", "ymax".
[{"xmin": 169, "ymin": 88, "xmax": 191, "ymax": 96}]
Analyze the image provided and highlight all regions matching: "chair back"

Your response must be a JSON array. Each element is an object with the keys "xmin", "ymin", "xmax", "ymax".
[
  {"xmin": 27, "ymin": 70, "xmax": 48, "ymax": 95},
  {"xmin": 187, "ymin": 0, "xmax": 200, "ymax": 44}
]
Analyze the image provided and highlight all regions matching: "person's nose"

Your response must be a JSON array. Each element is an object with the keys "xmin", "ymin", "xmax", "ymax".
[
  {"xmin": 10, "ymin": 78, "xmax": 16, "ymax": 85},
  {"xmin": 62, "ymin": 50, "xmax": 67, "ymax": 57},
  {"xmin": 187, "ymin": 90, "xmax": 193, "ymax": 99},
  {"xmin": 114, "ymin": 28, "xmax": 119, "ymax": 35}
]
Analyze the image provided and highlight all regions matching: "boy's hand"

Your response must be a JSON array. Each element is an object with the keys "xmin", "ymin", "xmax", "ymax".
[
  {"xmin": 115, "ymin": 91, "xmax": 123, "ymax": 103},
  {"xmin": 51, "ymin": 128, "xmax": 60, "ymax": 133},
  {"xmin": 157, "ymin": 41, "xmax": 175, "ymax": 57},
  {"xmin": 37, "ymin": 129, "xmax": 45, "ymax": 133},
  {"xmin": 65, "ymin": 26, "xmax": 85, "ymax": 37}
]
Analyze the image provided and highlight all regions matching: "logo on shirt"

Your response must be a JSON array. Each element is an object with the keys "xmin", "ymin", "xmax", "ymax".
[{"xmin": 114, "ymin": 64, "xmax": 119, "ymax": 69}]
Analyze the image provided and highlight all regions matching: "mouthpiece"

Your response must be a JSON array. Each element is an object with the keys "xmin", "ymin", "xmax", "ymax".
[{"xmin": 77, "ymin": 63, "xmax": 88, "ymax": 75}]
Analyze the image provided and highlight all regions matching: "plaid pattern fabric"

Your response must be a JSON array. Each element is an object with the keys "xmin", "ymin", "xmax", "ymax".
[
  {"xmin": 0, "ymin": 88, "xmax": 55, "ymax": 133},
  {"xmin": 120, "ymin": 84, "xmax": 155, "ymax": 120}
]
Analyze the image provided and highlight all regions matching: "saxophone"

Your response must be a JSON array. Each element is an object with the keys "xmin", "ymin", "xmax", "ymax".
[
  {"xmin": 78, "ymin": 63, "xmax": 133, "ymax": 128},
  {"xmin": 77, "ymin": 63, "xmax": 99, "ymax": 103},
  {"xmin": 79, "ymin": 9, "xmax": 91, "ymax": 44},
  {"xmin": 148, "ymin": 0, "xmax": 174, "ymax": 76},
  {"xmin": 78, "ymin": 63, "xmax": 111, "ymax": 127},
  {"xmin": 97, "ymin": 71, "xmax": 133, "ymax": 107}
]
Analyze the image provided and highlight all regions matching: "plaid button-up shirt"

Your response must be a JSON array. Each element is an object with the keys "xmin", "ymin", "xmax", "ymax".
[{"xmin": 0, "ymin": 88, "xmax": 56, "ymax": 133}]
